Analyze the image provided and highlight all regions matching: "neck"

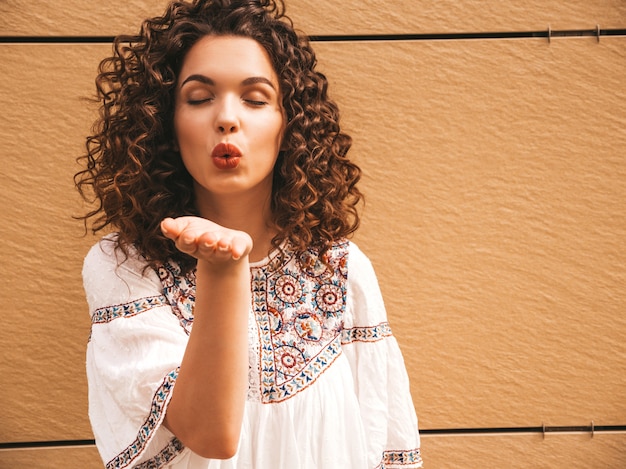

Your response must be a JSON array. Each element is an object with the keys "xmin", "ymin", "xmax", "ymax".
[{"xmin": 194, "ymin": 185, "xmax": 278, "ymax": 263}]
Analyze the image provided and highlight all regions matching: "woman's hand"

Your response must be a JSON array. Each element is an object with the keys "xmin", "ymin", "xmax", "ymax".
[{"xmin": 161, "ymin": 216, "xmax": 253, "ymax": 263}]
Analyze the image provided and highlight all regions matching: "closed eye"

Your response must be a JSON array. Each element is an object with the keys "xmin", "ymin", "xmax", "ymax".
[
  {"xmin": 244, "ymin": 99, "xmax": 268, "ymax": 106},
  {"xmin": 187, "ymin": 97, "xmax": 214, "ymax": 105}
]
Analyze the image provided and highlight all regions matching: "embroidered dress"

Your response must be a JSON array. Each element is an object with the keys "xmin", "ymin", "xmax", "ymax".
[{"xmin": 84, "ymin": 234, "xmax": 422, "ymax": 469}]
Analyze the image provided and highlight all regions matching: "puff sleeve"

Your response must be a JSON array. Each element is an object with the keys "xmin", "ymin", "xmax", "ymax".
[
  {"xmin": 343, "ymin": 243, "xmax": 422, "ymax": 469},
  {"xmin": 83, "ymin": 236, "xmax": 191, "ymax": 468}
]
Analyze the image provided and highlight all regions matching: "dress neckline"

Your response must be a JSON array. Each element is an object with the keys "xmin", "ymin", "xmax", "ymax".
[{"xmin": 249, "ymin": 241, "xmax": 289, "ymax": 269}]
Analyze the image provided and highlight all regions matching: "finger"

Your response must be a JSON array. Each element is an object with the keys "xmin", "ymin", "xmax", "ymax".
[
  {"xmin": 160, "ymin": 217, "xmax": 181, "ymax": 239},
  {"xmin": 215, "ymin": 236, "xmax": 233, "ymax": 252},
  {"xmin": 196, "ymin": 231, "xmax": 235, "ymax": 260},
  {"xmin": 175, "ymin": 241, "xmax": 198, "ymax": 256},
  {"xmin": 230, "ymin": 234, "xmax": 252, "ymax": 260},
  {"xmin": 197, "ymin": 231, "xmax": 220, "ymax": 249},
  {"xmin": 178, "ymin": 230, "xmax": 202, "ymax": 255}
]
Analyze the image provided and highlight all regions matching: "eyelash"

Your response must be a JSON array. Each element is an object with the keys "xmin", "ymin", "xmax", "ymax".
[
  {"xmin": 186, "ymin": 98, "xmax": 268, "ymax": 107},
  {"xmin": 245, "ymin": 99, "xmax": 267, "ymax": 106},
  {"xmin": 187, "ymin": 98, "xmax": 213, "ymax": 105}
]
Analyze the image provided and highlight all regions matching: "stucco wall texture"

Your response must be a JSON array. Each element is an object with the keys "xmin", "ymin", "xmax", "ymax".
[{"xmin": 1, "ymin": 1, "xmax": 625, "ymax": 468}]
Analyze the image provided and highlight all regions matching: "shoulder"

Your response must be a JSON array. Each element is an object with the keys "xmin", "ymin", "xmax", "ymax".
[
  {"xmin": 348, "ymin": 242, "xmax": 380, "ymax": 300},
  {"xmin": 347, "ymin": 241, "xmax": 372, "ymax": 267},
  {"xmin": 83, "ymin": 233, "xmax": 147, "ymax": 280},
  {"xmin": 346, "ymin": 241, "xmax": 379, "ymax": 283},
  {"xmin": 344, "ymin": 241, "xmax": 388, "ymax": 326},
  {"xmin": 82, "ymin": 233, "xmax": 163, "ymax": 316}
]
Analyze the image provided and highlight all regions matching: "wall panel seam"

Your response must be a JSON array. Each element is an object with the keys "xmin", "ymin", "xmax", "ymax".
[
  {"xmin": 2, "ymin": 425, "xmax": 626, "ymax": 450},
  {"xmin": 1, "ymin": 28, "xmax": 625, "ymax": 44}
]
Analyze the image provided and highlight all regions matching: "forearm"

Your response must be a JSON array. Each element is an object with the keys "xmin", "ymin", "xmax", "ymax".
[{"xmin": 164, "ymin": 258, "xmax": 250, "ymax": 459}]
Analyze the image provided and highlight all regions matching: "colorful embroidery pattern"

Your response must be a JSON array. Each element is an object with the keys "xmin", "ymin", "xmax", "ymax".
[
  {"xmin": 251, "ymin": 242, "xmax": 349, "ymax": 403},
  {"xmin": 157, "ymin": 261, "xmax": 196, "ymax": 334},
  {"xmin": 135, "ymin": 437, "xmax": 184, "ymax": 469},
  {"xmin": 341, "ymin": 322, "xmax": 393, "ymax": 344},
  {"xmin": 158, "ymin": 242, "xmax": 350, "ymax": 404},
  {"xmin": 376, "ymin": 448, "xmax": 423, "ymax": 468},
  {"xmin": 106, "ymin": 369, "xmax": 179, "ymax": 469},
  {"xmin": 315, "ymin": 283, "xmax": 344, "ymax": 314},
  {"xmin": 274, "ymin": 274, "xmax": 304, "ymax": 304},
  {"xmin": 92, "ymin": 295, "xmax": 169, "ymax": 324}
]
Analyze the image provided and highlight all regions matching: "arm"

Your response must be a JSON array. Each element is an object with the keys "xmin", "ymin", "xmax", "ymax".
[{"xmin": 160, "ymin": 216, "xmax": 252, "ymax": 459}]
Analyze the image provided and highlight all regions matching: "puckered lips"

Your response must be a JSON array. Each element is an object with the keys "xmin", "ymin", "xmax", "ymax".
[{"xmin": 211, "ymin": 142, "xmax": 242, "ymax": 170}]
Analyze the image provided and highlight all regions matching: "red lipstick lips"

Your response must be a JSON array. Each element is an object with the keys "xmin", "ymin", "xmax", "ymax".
[{"xmin": 211, "ymin": 142, "xmax": 242, "ymax": 170}]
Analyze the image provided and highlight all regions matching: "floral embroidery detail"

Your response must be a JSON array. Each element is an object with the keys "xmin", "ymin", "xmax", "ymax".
[
  {"xmin": 337, "ymin": 252, "xmax": 348, "ymax": 278},
  {"xmin": 376, "ymin": 448, "xmax": 423, "ymax": 468},
  {"xmin": 268, "ymin": 306, "xmax": 283, "ymax": 333},
  {"xmin": 158, "ymin": 261, "xmax": 196, "ymax": 334},
  {"xmin": 298, "ymin": 249, "xmax": 329, "ymax": 277},
  {"xmin": 106, "ymin": 369, "xmax": 179, "ymax": 469},
  {"xmin": 275, "ymin": 344, "xmax": 306, "ymax": 379},
  {"xmin": 275, "ymin": 274, "xmax": 304, "ymax": 304},
  {"xmin": 135, "ymin": 437, "xmax": 185, "ymax": 469},
  {"xmin": 341, "ymin": 322, "xmax": 393, "ymax": 344},
  {"xmin": 294, "ymin": 312, "xmax": 323, "ymax": 341},
  {"xmin": 157, "ymin": 241, "xmax": 349, "ymax": 404},
  {"xmin": 315, "ymin": 283, "xmax": 344, "ymax": 315},
  {"xmin": 91, "ymin": 295, "xmax": 168, "ymax": 324},
  {"xmin": 252, "ymin": 240, "xmax": 349, "ymax": 403}
]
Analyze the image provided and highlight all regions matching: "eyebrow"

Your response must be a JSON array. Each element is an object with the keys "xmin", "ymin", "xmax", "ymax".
[
  {"xmin": 181, "ymin": 74, "xmax": 215, "ymax": 87},
  {"xmin": 241, "ymin": 76, "xmax": 276, "ymax": 90},
  {"xmin": 180, "ymin": 74, "xmax": 276, "ymax": 90}
]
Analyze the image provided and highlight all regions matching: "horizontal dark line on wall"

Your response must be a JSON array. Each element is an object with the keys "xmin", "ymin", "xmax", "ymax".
[
  {"xmin": 0, "ymin": 439, "xmax": 96, "ymax": 450},
  {"xmin": 421, "ymin": 424, "xmax": 626, "ymax": 436},
  {"xmin": 311, "ymin": 28, "xmax": 626, "ymax": 42},
  {"xmin": 2, "ymin": 425, "xmax": 625, "ymax": 450},
  {"xmin": 0, "ymin": 28, "xmax": 624, "ymax": 44}
]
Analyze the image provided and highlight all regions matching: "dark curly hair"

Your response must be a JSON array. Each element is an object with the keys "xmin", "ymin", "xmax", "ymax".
[{"xmin": 75, "ymin": 0, "xmax": 362, "ymax": 273}]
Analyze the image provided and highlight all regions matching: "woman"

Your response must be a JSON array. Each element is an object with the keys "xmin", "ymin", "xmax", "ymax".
[{"xmin": 75, "ymin": 0, "xmax": 422, "ymax": 467}]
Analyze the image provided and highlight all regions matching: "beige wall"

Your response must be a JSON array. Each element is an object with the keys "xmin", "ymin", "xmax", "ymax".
[{"xmin": 1, "ymin": 1, "xmax": 625, "ymax": 467}]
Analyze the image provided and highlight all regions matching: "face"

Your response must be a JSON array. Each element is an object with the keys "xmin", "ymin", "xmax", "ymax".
[{"xmin": 174, "ymin": 35, "xmax": 285, "ymax": 206}]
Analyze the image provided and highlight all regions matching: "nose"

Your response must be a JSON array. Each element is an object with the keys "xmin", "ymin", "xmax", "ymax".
[{"xmin": 215, "ymin": 97, "xmax": 240, "ymax": 134}]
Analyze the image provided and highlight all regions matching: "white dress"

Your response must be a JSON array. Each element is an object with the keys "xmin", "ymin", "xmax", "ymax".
[{"xmin": 84, "ymin": 234, "xmax": 422, "ymax": 469}]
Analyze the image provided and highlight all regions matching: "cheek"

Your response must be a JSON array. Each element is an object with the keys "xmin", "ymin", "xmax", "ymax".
[
  {"xmin": 174, "ymin": 110, "xmax": 205, "ymax": 148},
  {"xmin": 265, "ymin": 115, "xmax": 286, "ymax": 151},
  {"xmin": 174, "ymin": 119, "xmax": 201, "ymax": 172},
  {"xmin": 178, "ymin": 150, "xmax": 197, "ymax": 178}
]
